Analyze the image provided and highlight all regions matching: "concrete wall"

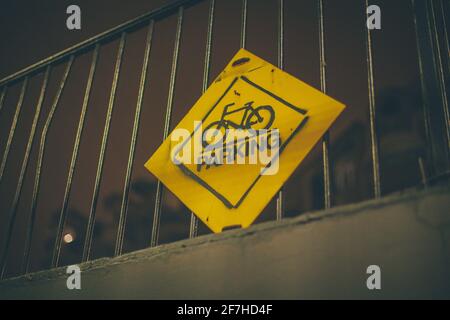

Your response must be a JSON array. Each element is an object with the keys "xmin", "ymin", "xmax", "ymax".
[{"xmin": 1, "ymin": 185, "xmax": 449, "ymax": 299}]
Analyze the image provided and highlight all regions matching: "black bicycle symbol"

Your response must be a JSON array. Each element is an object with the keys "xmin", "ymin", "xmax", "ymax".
[{"xmin": 203, "ymin": 101, "xmax": 275, "ymax": 147}]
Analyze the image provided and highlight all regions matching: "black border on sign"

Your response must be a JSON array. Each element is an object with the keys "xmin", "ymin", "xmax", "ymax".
[{"xmin": 175, "ymin": 76, "xmax": 309, "ymax": 209}]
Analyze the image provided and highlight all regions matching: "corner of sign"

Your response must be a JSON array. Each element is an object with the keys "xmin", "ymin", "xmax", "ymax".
[
  {"xmin": 143, "ymin": 157, "xmax": 164, "ymax": 188},
  {"xmin": 143, "ymin": 157, "xmax": 153, "ymax": 173},
  {"xmin": 215, "ymin": 49, "xmax": 264, "ymax": 80},
  {"xmin": 236, "ymin": 47, "xmax": 251, "ymax": 57},
  {"xmin": 230, "ymin": 48, "xmax": 262, "ymax": 67},
  {"xmin": 329, "ymin": 101, "xmax": 346, "ymax": 125},
  {"xmin": 322, "ymin": 94, "xmax": 347, "ymax": 116},
  {"xmin": 337, "ymin": 100, "xmax": 347, "ymax": 114}
]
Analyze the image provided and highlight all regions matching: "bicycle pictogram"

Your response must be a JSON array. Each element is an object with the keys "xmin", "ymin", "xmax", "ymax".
[{"xmin": 203, "ymin": 101, "xmax": 275, "ymax": 147}]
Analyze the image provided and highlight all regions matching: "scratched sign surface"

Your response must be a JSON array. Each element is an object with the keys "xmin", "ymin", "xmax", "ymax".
[{"xmin": 145, "ymin": 49, "xmax": 345, "ymax": 233}]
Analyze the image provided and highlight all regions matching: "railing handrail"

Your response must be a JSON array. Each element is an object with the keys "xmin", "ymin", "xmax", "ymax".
[{"xmin": 0, "ymin": 0, "xmax": 203, "ymax": 88}]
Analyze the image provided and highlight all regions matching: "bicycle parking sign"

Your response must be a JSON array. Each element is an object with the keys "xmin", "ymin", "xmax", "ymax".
[{"xmin": 145, "ymin": 49, "xmax": 345, "ymax": 233}]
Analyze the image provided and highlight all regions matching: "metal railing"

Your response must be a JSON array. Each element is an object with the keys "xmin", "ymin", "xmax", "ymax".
[{"xmin": 0, "ymin": 0, "xmax": 448, "ymax": 280}]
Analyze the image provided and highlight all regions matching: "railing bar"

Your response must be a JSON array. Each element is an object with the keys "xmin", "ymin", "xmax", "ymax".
[
  {"xmin": 151, "ymin": 184, "xmax": 164, "ymax": 247},
  {"xmin": 418, "ymin": 157, "xmax": 428, "ymax": 187},
  {"xmin": 411, "ymin": 0, "xmax": 435, "ymax": 177},
  {"xmin": 276, "ymin": 0, "xmax": 284, "ymax": 221},
  {"xmin": 428, "ymin": 0, "xmax": 450, "ymax": 155},
  {"xmin": 114, "ymin": 21, "xmax": 154, "ymax": 257},
  {"xmin": 276, "ymin": 191, "xmax": 283, "ymax": 221},
  {"xmin": 241, "ymin": 0, "xmax": 248, "ymax": 48},
  {"xmin": 79, "ymin": 38, "xmax": 123, "ymax": 264},
  {"xmin": 0, "ymin": 86, "xmax": 7, "ymax": 116},
  {"xmin": 75, "ymin": 46, "xmax": 100, "ymax": 263},
  {"xmin": 188, "ymin": 215, "xmax": 198, "ymax": 239},
  {"xmin": 75, "ymin": 45, "xmax": 100, "ymax": 262},
  {"xmin": 51, "ymin": 43, "xmax": 102, "ymax": 268},
  {"xmin": 151, "ymin": 6, "xmax": 184, "ymax": 248},
  {"xmin": 189, "ymin": 0, "xmax": 215, "ymax": 239},
  {"xmin": 0, "ymin": 66, "xmax": 51, "ymax": 279},
  {"xmin": 365, "ymin": 0, "xmax": 381, "ymax": 198},
  {"xmin": 278, "ymin": 0, "xmax": 284, "ymax": 70},
  {"xmin": 438, "ymin": 0, "xmax": 450, "ymax": 74},
  {"xmin": 201, "ymin": 1, "xmax": 215, "ymax": 137},
  {"xmin": 0, "ymin": 0, "xmax": 204, "ymax": 88},
  {"xmin": 318, "ymin": 0, "xmax": 331, "ymax": 209},
  {"xmin": 22, "ymin": 57, "xmax": 74, "ymax": 274},
  {"xmin": 0, "ymin": 78, "xmax": 28, "ymax": 185}
]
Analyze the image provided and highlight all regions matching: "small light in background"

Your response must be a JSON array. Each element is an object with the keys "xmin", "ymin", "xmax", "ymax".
[{"xmin": 63, "ymin": 233, "xmax": 74, "ymax": 244}]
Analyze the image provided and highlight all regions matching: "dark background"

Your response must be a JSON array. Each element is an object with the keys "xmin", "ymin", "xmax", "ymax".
[{"xmin": 0, "ymin": 0, "xmax": 447, "ymax": 278}]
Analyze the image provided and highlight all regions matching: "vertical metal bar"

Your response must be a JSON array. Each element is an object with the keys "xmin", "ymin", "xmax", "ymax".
[
  {"xmin": 428, "ymin": 0, "xmax": 450, "ymax": 154},
  {"xmin": 76, "ymin": 46, "xmax": 100, "ymax": 263},
  {"xmin": 412, "ymin": 0, "xmax": 436, "ymax": 177},
  {"xmin": 438, "ymin": 0, "xmax": 450, "ymax": 74},
  {"xmin": 418, "ymin": 157, "xmax": 428, "ymax": 187},
  {"xmin": 276, "ymin": 0, "xmax": 284, "ymax": 220},
  {"xmin": 51, "ymin": 43, "xmax": 103, "ymax": 268},
  {"xmin": 278, "ymin": 0, "xmax": 284, "ymax": 70},
  {"xmin": 0, "ymin": 78, "xmax": 28, "ymax": 185},
  {"xmin": 241, "ymin": 0, "xmax": 248, "ymax": 48},
  {"xmin": 114, "ymin": 22, "xmax": 154, "ymax": 257},
  {"xmin": 0, "ymin": 66, "xmax": 51, "ymax": 279},
  {"xmin": 79, "ymin": 38, "xmax": 124, "ymax": 264},
  {"xmin": 189, "ymin": 0, "xmax": 215, "ymax": 239},
  {"xmin": 0, "ymin": 86, "xmax": 7, "ymax": 116},
  {"xmin": 318, "ymin": 0, "xmax": 331, "ymax": 209},
  {"xmin": 365, "ymin": 0, "xmax": 381, "ymax": 198},
  {"xmin": 58, "ymin": 39, "xmax": 120, "ymax": 268},
  {"xmin": 188, "ymin": 213, "xmax": 199, "ymax": 239},
  {"xmin": 151, "ymin": 7, "xmax": 184, "ymax": 247},
  {"xmin": 78, "ymin": 47, "xmax": 101, "ymax": 262},
  {"xmin": 22, "ymin": 57, "xmax": 74, "ymax": 274}
]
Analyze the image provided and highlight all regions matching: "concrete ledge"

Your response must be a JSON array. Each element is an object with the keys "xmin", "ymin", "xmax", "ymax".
[{"xmin": 1, "ymin": 185, "xmax": 449, "ymax": 299}]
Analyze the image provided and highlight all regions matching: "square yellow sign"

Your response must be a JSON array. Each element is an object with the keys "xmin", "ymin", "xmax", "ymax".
[{"xmin": 145, "ymin": 49, "xmax": 345, "ymax": 233}]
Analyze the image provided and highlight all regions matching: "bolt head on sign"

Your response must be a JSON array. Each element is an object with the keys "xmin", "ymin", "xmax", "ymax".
[{"xmin": 144, "ymin": 49, "xmax": 345, "ymax": 233}]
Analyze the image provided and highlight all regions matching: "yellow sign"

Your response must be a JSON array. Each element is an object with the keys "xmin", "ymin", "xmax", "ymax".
[{"xmin": 145, "ymin": 49, "xmax": 345, "ymax": 233}]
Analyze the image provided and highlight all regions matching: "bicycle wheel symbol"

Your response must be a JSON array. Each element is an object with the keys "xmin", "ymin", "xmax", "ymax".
[
  {"xmin": 245, "ymin": 105, "xmax": 275, "ymax": 130},
  {"xmin": 203, "ymin": 102, "xmax": 275, "ymax": 147}
]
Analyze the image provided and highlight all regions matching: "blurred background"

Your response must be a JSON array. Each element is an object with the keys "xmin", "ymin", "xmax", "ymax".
[{"xmin": 0, "ymin": 0, "xmax": 448, "ymax": 278}]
